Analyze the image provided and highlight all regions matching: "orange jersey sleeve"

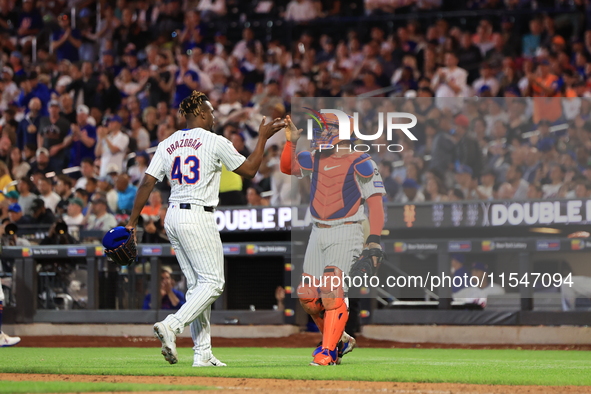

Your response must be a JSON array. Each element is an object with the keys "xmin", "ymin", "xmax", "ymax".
[
  {"xmin": 281, "ymin": 140, "xmax": 311, "ymax": 176},
  {"xmin": 280, "ymin": 140, "xmax": 295, "ymax": 175}
]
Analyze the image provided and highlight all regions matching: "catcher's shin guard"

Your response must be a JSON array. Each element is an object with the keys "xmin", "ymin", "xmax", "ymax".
[
  {"xmin": 297, "ymin": 273, "xmax": 325, "ymax": 332},
  {"xmin": 319, "ymin": 266, "xmax": 348, "ymax": 352}
]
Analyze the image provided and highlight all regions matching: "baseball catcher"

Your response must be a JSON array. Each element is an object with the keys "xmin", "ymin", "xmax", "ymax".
[
  {"xmin": 102, "ymin": 226, "xmax": 137, "ymax": 266},
  {"xmin": 281, "ymin": 113, "xmax": 385, "ymax": 366}
]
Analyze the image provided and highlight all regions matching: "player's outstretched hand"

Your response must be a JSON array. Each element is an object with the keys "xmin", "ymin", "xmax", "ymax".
[
  {"xmin": 258, "ymin": 116, "xmax": 287, "ymax": 141},
  {"xmin": 284, "ymin": 115, "xmax": 302, "ymax": 142}
]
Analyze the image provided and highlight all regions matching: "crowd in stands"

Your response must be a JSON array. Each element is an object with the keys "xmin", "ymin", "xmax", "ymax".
[{"xmin": 0, "ymin": 0, "xmax": 590, "ymax": 239}]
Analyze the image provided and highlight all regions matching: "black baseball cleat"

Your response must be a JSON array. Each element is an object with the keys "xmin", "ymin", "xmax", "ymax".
[{"xmin": 336, "ymin": 333, "xmax": 357, "ymax": 365}]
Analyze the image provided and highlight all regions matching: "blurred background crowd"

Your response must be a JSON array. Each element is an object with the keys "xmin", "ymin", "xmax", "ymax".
[{"xmin": 0, "ymin": 0, "xmax": 590, "ymax": 241}]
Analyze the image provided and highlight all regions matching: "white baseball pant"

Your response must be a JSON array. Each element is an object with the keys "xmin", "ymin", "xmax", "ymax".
[
  {"xmin": 303, "ymin": 222, "xmax": 364, "ymax": 289},
  {"xmin": 162, "ymin": 204, "xmax": 224, "ymax": 362}
]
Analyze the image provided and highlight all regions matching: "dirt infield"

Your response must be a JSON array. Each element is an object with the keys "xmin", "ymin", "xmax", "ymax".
[
  {"xmin": 16, "ymin": 332, "xmax": 591, "ymax": 350},
  {"xmin": 2, "ymin": 373, "xmax": 591, "ymax": 394}
]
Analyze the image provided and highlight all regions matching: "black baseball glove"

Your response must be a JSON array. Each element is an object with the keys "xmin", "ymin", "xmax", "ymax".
[
  {"xmin": 104, "ymin": 228, "xmax": 138, "ymax": 266},
  {"xmin": 349, "ymin": 247, "xmax": 385, "ymax": 279}
]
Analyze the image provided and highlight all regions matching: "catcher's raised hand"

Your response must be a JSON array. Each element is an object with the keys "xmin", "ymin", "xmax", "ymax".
[{"xmin": 285, "ymin": 115, "xmax": 302, "ymax": 142}]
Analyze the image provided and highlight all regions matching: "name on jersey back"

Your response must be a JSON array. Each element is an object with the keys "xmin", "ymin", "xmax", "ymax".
[{"xmin": 166, "ymin": 138, "xmax": 202, "ymax": 155}]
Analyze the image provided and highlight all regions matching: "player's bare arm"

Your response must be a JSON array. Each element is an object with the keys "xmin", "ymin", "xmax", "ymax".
[
  {"xmin": 364, "ymin": 193, "xmax": 385, "ymax": 267},
  {"xmin": 233, "ymin": 116, "xmax": 287, "ymax": 179},
  {"xmin": 126, "ymin": 174, "xmax": 158, "ymax": 230}
]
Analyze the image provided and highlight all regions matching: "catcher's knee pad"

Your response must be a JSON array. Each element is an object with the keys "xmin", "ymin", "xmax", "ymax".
[
  {"xmin": 321, "ymin": 295, "xmax": 345, "ymax": 310},
  {"xmin": 298, "ymin": 273, "xmax": 323, "ymax": 315},
  {"xmin": 319, "ymin": 266, "xmax": 345, "ymax": 310}
]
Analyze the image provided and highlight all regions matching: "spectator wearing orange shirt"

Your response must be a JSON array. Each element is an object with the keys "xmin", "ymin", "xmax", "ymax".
[
  {"xmin": 528, "ymin": 59, "xmax": 560, "ymax": 98},
  {"xmin": 527, "ymin": 59, "xmax": 562, "ymax": 124},
  {"xmin": 141, "ymin": 190, "xmax": 162, "ymax": 218}
]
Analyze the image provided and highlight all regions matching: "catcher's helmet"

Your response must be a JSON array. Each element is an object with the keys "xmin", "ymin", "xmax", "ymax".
[{"xmin": 310, "ymin": 112, "xmax": 356, "ymax": 150}]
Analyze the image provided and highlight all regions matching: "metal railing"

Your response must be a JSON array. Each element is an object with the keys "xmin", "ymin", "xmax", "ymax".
[
  {"xmin": 2, "ymin": 242, "xmax": 293, "ymax": 325},
  {"xmin": 3, "ymin": 237, "xmax": 589, "ymax": 326}
]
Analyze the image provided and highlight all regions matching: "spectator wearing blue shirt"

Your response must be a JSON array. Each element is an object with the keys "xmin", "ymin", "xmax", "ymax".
[
  {"xmin": 16, "ymin": 0, "xmax": 43, "ymax": 49},
  {"xmin": 63, "ymin": 105, "xmax": 96, "ymax": 167},
  {"xmin": 142, "ymin": 267, "xmax": 186, "ymax": 310},
  {"xmin": 16, "ymin": 97, "xmax": 42, "ymax": 150},
  {"xmin": 451, "ymin": 254, "xmax": 470, "ymax": 293},
  {"xmin": 8, "ymin": 51, "xmax": 26, "ymax": 79},
  {"xmin": 51, "ymin": 13, "xmax": 82, "ymax": 62},
  {"xmin": 17, "ymin": 72, "xmax": 51, "ymax": 116},
  {"xmin": 173, "ymin": 52, "xmax": 199, "ymax": 107},
  {"xmin": 115, "ymin": 173, "xmax": 137, "ymax": 213},
  {"xmin": 100, "ymin": 50, "xmax": 122, "ymax": 77},
  {"xmin": 122, "ymin": 49, "xmax": 140, "ymax": 75}
]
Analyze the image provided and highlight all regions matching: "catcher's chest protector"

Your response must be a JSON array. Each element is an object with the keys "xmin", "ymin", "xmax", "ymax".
[{"xmin": 309, "ymin": 153, "xmax": 368, "ymax": 220}]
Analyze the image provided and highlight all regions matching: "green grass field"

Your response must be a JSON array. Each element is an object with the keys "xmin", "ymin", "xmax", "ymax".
[{"xmin": 1, "ymin": 347, "xmax": 591, "ymax": 388}]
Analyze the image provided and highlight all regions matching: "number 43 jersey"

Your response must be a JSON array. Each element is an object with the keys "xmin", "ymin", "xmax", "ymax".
[{"xmin": 145, "ymin": 128, "xmax": 246, "ymax": 207}]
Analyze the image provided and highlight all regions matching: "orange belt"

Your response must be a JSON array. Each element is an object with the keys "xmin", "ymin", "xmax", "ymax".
[{"xmin": 315, "ymin": 221, "xmax": 359, "ymax": 228}]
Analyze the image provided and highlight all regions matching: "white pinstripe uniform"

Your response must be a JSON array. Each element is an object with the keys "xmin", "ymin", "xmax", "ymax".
[{"xmin": 145, "ymin": 127, "xmax": 245, "ymax": 363}]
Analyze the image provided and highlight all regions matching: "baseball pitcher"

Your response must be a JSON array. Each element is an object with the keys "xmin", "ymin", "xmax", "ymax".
[{"xmin": 126, "ymin": 91, "xmax": 286, "ymax": 367}]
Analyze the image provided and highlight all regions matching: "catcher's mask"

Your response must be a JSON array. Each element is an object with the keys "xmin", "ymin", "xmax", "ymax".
[{"xmin": 308, "ymin": 111, "xmax": 356, "ymax": 150}]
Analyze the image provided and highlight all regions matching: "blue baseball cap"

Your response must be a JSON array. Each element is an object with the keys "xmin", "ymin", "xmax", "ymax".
[
  {"xmin": 402, "ymin": 178, "xmax": 419, "ymax": 189},
  {"xmin": 109, "ymin": 115, "xmax": 123, "ymax": 124},
  {"xmin": 478, "ymin": 85, "xmax": 491, "ymax": 94},
  {"xmin": 472, "ymin": 262, "xmax": 489, "ymax": 272},
  {"xmin": 205, "ymin": 45, "xmax": 215, "ymax": 55},
  {"xmin": 451, "ymin": 254, "xmax": 465, "ymax": 264},
  {"xmin": 504, "ymin": 86, "xmax": 521, "ymax": 97},
  {"xmin": 8, "ymin": 203, "xmax": 22, "ymax": 213},
  {"xmin": 455, "ymin": 164, "xmax": 473, "ymax": 176},
  {"xmin": 98, "ymin": 176, "xmax": 114, "ymax": 186}
]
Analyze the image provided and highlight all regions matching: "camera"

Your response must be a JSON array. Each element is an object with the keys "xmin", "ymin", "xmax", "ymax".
[
  {"xmin": 1, "ymin": 223, "xmax": 18, "ymax": 246},
  {"xmin": 55, "ymin": 222, "xmax": 68, "ymax": 235}
]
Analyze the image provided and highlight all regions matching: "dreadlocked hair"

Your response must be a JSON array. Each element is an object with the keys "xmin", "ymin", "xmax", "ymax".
[{"xmin": 179, "ymin": 91, "xmax": 209, "ymax": 117}]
